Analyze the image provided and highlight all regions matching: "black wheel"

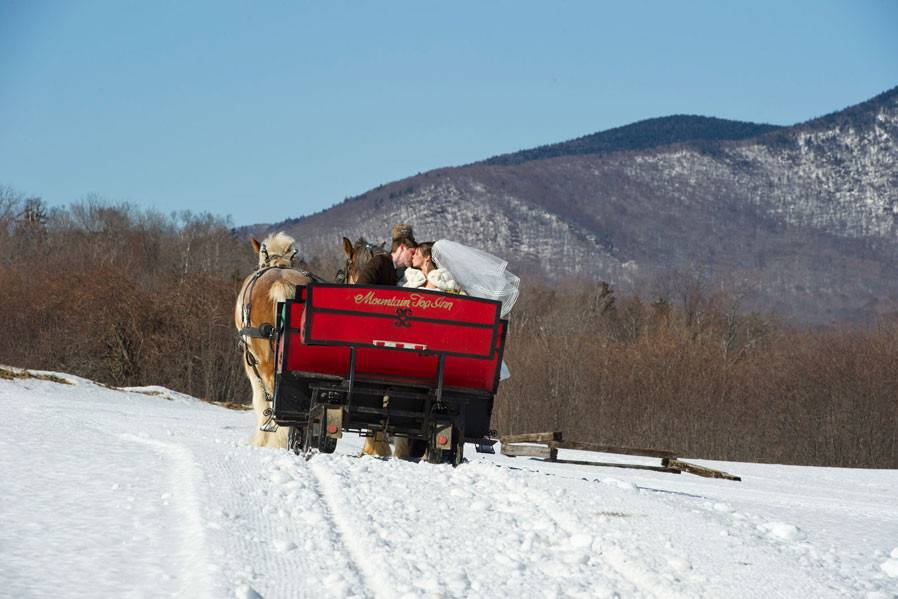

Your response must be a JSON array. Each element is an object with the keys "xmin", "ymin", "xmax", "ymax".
[
  {"xmin": 452, "ymin": 434, "xmax": 465, "ymax": 467},
  {"xmin": 317, "ymin": 434, "xmax": 337, "ymax": 453},
  {"xmin": 288, "ymin": 426, "xmax": 305, "ymax": 455},
  {"xmin": 302, "ymin": 408, "xmax": 338, "ymax": 457},
  {"xmin": 452, "ymin": 412, "xmax": 466, "ymax": 467},
  {"xmin": 426, "ymin": 447, "xmax": 449, "ymax": 464},
  {"xmin": 302, "ymin": 415, "xmax": 319, "ymax": 458}
]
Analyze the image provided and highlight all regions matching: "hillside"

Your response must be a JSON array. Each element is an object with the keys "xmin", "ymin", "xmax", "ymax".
[
  {"xmin": 249, "ymin": 86, "xmax": 898, "ymax": 324},
  {"xmin": 480, "ymin": 114, "xmax": 782, "ymax": 166},
  {"xmin": 3, "ymin": 367, "xmax": 897, "ymax": 597}
]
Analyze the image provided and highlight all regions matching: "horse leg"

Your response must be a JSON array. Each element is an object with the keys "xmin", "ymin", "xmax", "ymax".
[
  {"xmin": 246, "ymin": 366, "xmax": 268, "ymax": 447},
  {"xmin": 245, "ymin": 362, "xmax": 288, "ymax": 449},
  {"xmin": 360, "ymin": 431, "xmax": 391, "ymax": 457},
  {"xmin": 392, "ymin": 436, "xmax": 410, "ymax": 459},
  {"xmin": 263, "ymin": 424, "xmax": 289, "ymax": 448}
]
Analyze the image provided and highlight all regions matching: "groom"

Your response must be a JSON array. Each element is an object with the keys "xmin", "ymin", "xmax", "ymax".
[
  {"xmin": 355, "ymin": 224, "xmax": 429, "ymax": 460},
  {"xmin": 355, "ymin": 224, "xmax": 417, "ymax": 286}
]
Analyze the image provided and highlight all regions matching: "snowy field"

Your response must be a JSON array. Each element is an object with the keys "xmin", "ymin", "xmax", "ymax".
[{"xmin": 1, "ymin": 367, "xmax": 897, "ymax": 599}]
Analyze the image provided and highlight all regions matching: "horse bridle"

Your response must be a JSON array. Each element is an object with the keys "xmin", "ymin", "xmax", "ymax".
[
  {"xmin": 239, "ymin": 244, "xmax": 298, "ymax": 352},
  {"xmin": 338, "ymin": 240, "xmax": 385, "ymax": 284},
  {"xmin": 259, "ymin": 242, "xmax": 298, "ymax": 269}
]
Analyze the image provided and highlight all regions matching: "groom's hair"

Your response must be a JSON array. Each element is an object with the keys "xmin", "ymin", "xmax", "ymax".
[
  {"xmin": 391, "ymin": 235, "xmax": 416, "ymax": 252},
  {"xmin": 390, "ymin": 223, "xmax": 416, "ymax": 252}
]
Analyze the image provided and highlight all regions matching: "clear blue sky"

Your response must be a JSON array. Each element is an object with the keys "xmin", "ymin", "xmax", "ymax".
[{"xmin": 2, "ymin": 1, "xmax": 896, "ymax": 226}]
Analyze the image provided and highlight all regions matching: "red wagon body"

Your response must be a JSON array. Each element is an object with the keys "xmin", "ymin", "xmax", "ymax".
[{"xmin": 273, "ymin": 283, "xmax": 508, "ymax": 463}]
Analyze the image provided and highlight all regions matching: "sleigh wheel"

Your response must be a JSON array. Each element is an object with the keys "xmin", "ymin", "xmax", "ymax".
[
  {"xmin": 302, "ymin": 414, "xmax": 320, "ymax": 458},
  {"xmin": 452, "ymin": 435, "xmax": 465, "ymax": 466},
  {"xmin": 427, "ymin": 448, "xmax": 456, "ymax": 464},
  {"xmin": 425, "ymin": 447, "xmax": 447, "ymax": 464},
  {"xmin": 288, "ymin": 425, "xmax": 305, "ymax": 455},
  {"xmin": 317, "ymin": 435, "xmax": 337, "ymax": 454},
  {"xmin": 302, "ymin": 406, "xmax": 338, "ymax": 458}
]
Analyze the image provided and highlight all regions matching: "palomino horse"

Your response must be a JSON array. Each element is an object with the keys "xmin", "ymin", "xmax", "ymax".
[{"xmin": 235, "ymin": 232, "xmax": 310, "ymax": 448}]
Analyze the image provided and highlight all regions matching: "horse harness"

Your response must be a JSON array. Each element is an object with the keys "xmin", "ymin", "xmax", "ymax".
[{"xmin": 238, "ymin": 246, "xmax": 325, "ymax": 430}]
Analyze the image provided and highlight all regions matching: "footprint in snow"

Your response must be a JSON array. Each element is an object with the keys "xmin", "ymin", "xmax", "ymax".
[
  {"xmin": 272, "ymin": 539, "xmax": 297, "ymax": 552},
  {"xmin": 601, "ymin": 477, "xmax": 638, "ymax": 492},
  {"xmin": 269, "ymin": 470, "xmax": 290, "ymax": 485},
  {"xmin": 450, "ymin": 487, "xmax": 472, "ymax": 499},
  {"xmin": 668, "ymin": 556, "xmax": 692, "ymax": 573},
  {"xmin": 757, "ymin": 522, "xmax": 804, "ymax": 542},
  {"xmin": 880, "ymin": 547, "xmax": 898, "ymax": 578},
  {"xmin": 568, "ymin": 533, "xmax": 593, "ymax": 549},
  {"xmin": 234, "ymin": 584, "xmax": 263, "ymax": 599}
]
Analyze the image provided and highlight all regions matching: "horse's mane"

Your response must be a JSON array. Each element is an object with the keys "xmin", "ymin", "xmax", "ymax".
[
  {"xmin": 352, "ymin": 237, "xmax": 386, "ymax": 271},
  {"xmin": 258, "ymin": 231, "xmax": 298, "ymax": 269}
]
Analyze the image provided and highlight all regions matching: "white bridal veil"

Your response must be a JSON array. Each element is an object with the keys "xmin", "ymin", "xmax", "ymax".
[{"xmin": 431, "ymin": 240, "xmax": 520, "ymax": 318}]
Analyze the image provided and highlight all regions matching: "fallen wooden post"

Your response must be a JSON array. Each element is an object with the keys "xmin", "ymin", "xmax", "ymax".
[
  {"xmin": 554, "ymin": 440, "xmax": 677, "ymax": 459},
  {"xmin": 499, "ymin": 432, "xmax": 740, "ymax": 481},
  {"xmin": 663, "ymin": 458, "xmax": 741, "ymax": 481},
  {"xmin": 548, "ymin": 458, "xmax": 681, "ymax": 474},
  {"xmin": 500, "ymin": 443, "xmax": 558, "ymax": 460},
  {"xmin": 500, "ymin": 431, "xmax": 564, "ymax": 444}
]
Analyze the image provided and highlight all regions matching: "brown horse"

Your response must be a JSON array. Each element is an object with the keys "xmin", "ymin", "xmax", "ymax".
[
  {"xmin": 340, "ymin": 236, "xmax": 397, "ymax": 457},
  {"xmin": 235, "ymin": 232, "xmax": 310, "ymax": 448},
  {"xmin": 340, "ymin": 236, "xmax": 386, "ymax": 284}
]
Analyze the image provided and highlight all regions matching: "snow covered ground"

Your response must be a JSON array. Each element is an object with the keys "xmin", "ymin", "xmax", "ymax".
[{"xmin": 1, "ymin": 367, "xmax": 897, "ymax": 599}]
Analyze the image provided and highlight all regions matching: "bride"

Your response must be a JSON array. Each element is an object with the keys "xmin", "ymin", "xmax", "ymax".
[
  {"xmin": 402, "ymin": 239, "xmax": 519, "ymax": 320},
  {"xmin": 401, "ymin": 241, "xmax": 463, "ymax": 293}
]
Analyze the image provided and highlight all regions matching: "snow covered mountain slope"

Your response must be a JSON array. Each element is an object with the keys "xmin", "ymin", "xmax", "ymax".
[
  {"xmin": 2, "ymin": 368, "xmax": 897, "ymax": 598},
  {"xmin": 250, "ymin": 86, "xmax": 898, "ymax": 324}
]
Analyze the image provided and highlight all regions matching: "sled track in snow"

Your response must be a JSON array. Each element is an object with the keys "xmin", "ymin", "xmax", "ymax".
[
  {"xmin": 119, "ymin": 433, "xmax": 215, "ymax": 598},
  {"xmin": 308, "ymin": 458, "xmax": 396, "ymax": 599},
  {"xmin": 473, "ymin": 463, "xmax": 689, "ymax": 599}
]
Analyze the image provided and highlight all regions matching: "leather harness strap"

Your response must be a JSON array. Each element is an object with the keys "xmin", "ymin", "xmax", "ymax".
[
  {"xmin": 238, "ymin": 267, "xmax": 278, "ymax": 405},
  {"xmin": 237, "ymin": 263, "xmax": 323, "ymax": 405}
]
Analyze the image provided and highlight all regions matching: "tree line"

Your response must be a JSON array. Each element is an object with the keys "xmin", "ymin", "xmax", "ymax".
[
  {"xmin": 496, "ymin": 279, "xmax": 898, "ymax": 468},
  {"xmin": 1, "ymin": 188, "xmax": 895, "ymax": 467}
]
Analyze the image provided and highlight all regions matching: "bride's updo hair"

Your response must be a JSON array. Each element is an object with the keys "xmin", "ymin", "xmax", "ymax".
[{"xmin": 416, "ymin": 241, "xmax": 435, "ymax": 266}]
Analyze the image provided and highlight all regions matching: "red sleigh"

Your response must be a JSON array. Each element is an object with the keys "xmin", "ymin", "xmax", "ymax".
[{"xmin": 273, "ymin": 283, "xmax": 507, "ymax": 464}]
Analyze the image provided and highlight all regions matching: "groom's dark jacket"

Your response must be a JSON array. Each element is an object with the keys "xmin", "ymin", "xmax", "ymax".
[{"xmin": 355, "ymin": 253, "xmax": 398, "ymax": 286}]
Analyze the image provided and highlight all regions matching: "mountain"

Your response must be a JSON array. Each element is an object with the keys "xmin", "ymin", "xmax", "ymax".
[
  {"xmin": 479, "ymin": 115, "xmax": 782, "ymax": 166},
  {"xmin": 247, "ymin": 86, "xmax": 898, "ymax": 324}
]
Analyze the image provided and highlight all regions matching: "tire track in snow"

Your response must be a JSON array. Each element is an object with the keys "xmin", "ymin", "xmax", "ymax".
[
  {"xmin": 119, "ymin": 433, "xmax": 216, "ymax": 598},
  {"xmin": 213, "ymin": 448, "xmax": 370, "ymax": 598},
  {"xmin": 472, "ymin": 462, "xmax": 689, "ymax": 599},
  {"xmin": 476, "ymin": 460, "xmax": 850, "ymax": 598},
  {"xmin": 308, "ymin": 457, "xmax": 396, "ymax": 599}
]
